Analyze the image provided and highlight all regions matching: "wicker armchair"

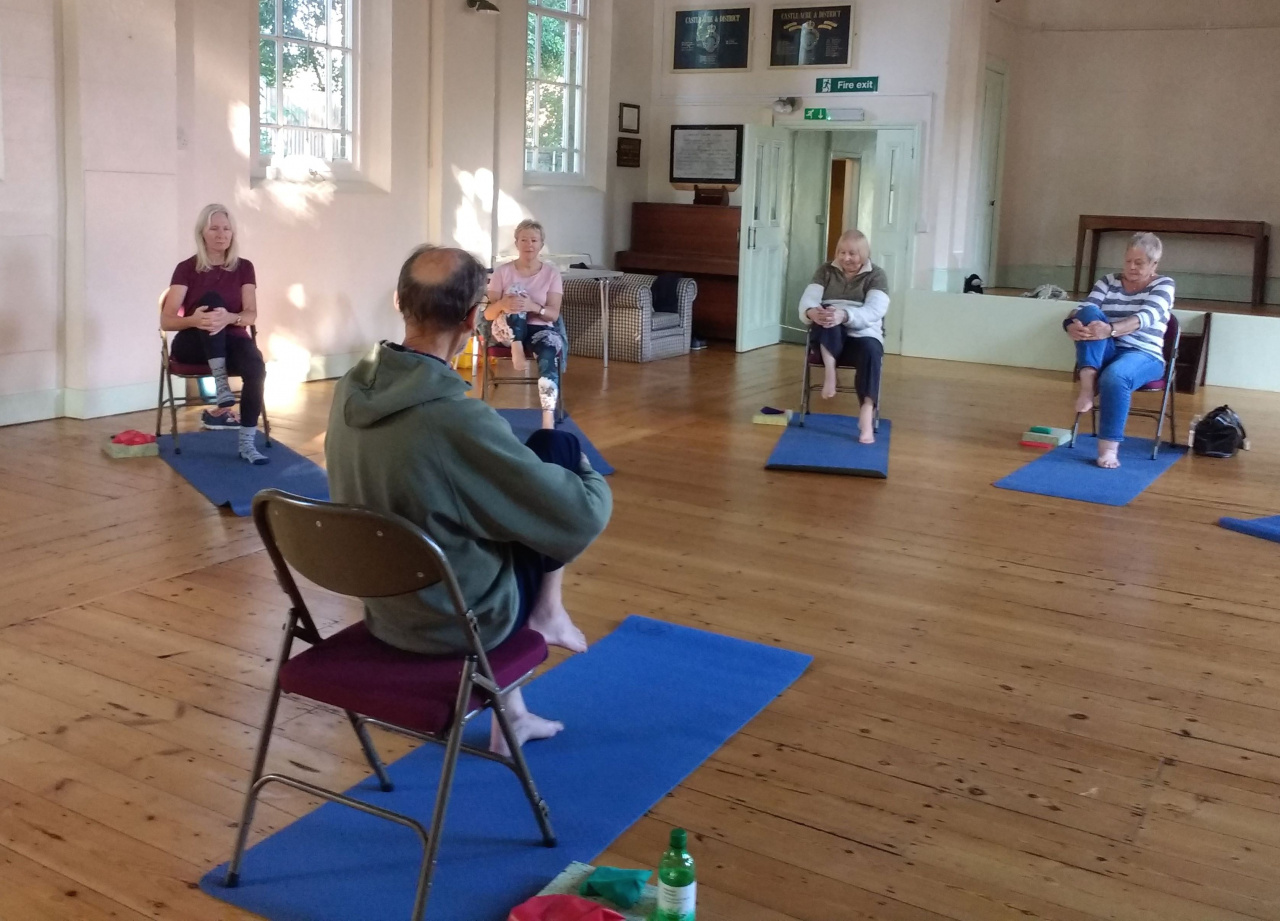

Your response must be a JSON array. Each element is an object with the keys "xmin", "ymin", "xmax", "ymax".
[{"xmin": 561, "ymin": 272, "xmax": 696, "ymax": 363}]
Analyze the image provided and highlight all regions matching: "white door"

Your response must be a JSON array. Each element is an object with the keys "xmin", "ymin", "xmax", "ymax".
[
  {"xmin": 737, "ymin": 126, "xmax": 792, "ymax": 352},
  {"xmin": 973, "ymin": 66, "xmax": 1007, "ymax": 284},
  {"xmin": 870, "ymin": 128, "xmax": 917, "ymax": 353}
]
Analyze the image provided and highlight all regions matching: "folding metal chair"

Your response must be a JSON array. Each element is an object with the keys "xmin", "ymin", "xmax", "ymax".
[
  {"xmin": 798, "ymin": 338, "xmax": 881, "ymax": 431},
  {"xmin": 477, "ymin": 316, "xmax": 568, "ymax": 424},
  {"xmin": 223, "ymin": 489, "xmax": 556, "ymax": 921},
  {"xmin": 155, "ymin": 292, "xmax": 271, "ymax": 454},
  {"xmin": 1069, "ymin": 315, "xmax": 1181, "ymax": 460}
]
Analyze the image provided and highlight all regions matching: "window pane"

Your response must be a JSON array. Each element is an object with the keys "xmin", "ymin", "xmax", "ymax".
[
  {"xmin": 282, "ymin": 42, "xmax": 327, "ymax": 127},
  {"xmin": 282, "ymin": 0, "xmax": 326, "ymax": 41},
  {"xmin": 259, "ymin": 40, "xmax": 279, "ymax": 124},
  {"xmin": 537, "ymin": 83, "xmax": 565, "ymax": 149},
  {"xmin": 539, "ymin": 0, "xmax": 568, "ymax": 9},
  {"xmin": 260, "ymin": 0, "xmax": 276, "ymax": 35},
  {"xmin": 329, "ymin": 49, "xmax": 348, "ymax": 130},
  {"xmin": 538, "ymin": 14, "xmax": 566, "ymax": 82},
  {"xmin": 260, "ymin": 127, "xmax": 276, "ymax": 157},
  {"xmin": 328, "ymin": 0, "xmax": 350, "ymax": 47},
  {"xmin": 525, "ymin": 83, "xmax": 538, "ymax": 147},
  {"xmin": 566, "ymin": 19, "xmax": 583, "ymax": 85},
  {"xmin": 332, "ymin": 132, "xmax": 349, "ymax": 161},
  {"xmin": 527, "ymin": 12, "xmax": 537, "ymax": 73}
]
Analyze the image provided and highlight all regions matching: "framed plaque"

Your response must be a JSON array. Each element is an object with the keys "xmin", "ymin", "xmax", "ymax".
[
  {"xmin": 669, "ymin": 124, "xmax": 744, "ymax": 185},
  {"xmin": 673, "ymin": 7, "xmax": 752, "ymax": 72},
  {"xmin": 770, "ymin": 4, "xmax": 853, "ymax": 68},
  {"xmin": 616, "ymin": 137, "xmax": 642, "ymax": 168}
]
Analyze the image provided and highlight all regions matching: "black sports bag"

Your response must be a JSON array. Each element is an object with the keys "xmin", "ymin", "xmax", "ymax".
[{"xmin": 1192, "ymin": 405, "xmax": 1248, "ymax": 458}]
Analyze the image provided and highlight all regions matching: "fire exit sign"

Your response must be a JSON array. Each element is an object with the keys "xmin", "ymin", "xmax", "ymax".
[
  {"xmin": 815, "ymin": 76, "xmax": 879, "ymax": 93},
  {"xmin": 803, "ymin": 108, "xmax": 829, "ymax": 120}
]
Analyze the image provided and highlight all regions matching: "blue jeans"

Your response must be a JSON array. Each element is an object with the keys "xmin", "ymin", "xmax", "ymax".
[{"xmin": 1072, "ymin": 305, "xmax": 1164, "ymax": 442}]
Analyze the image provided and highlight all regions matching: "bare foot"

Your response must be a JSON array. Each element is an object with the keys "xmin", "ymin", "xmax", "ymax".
[
  {"xmin": 510, "ymin": 343, "xmax": 528, "ymax": 372},
  {"xmin": 1096, "ymin": 454, "xmax": 1120, "ymax": 469},
  {"xmin": 528, "ymin": 601, "xmax": 588, "ymax": 653},
  {"xmin": 821, "ymin": 374, "xmax": 838, "ymax": 399},
  {"xmin": 489, "ymin": 710, "xmax": 564, "ymax": 756},
  {"xmin": 858, "ymin": 401, "xmax": 875, "ymax": 444},
  {"xmin": 1096, "ymin": 438, "xmax": 1120, "ymax": 468},
  {"xmin": 540, "ymin": 410, "xmax": 556, "ymax": 430},
  {"xmin": 1074, "ymin": 391, "xmax": 1095, "ymax": 414},
  {"xmin": 858, "ymin": 428, "xmax": 876, "ymax": 445}
]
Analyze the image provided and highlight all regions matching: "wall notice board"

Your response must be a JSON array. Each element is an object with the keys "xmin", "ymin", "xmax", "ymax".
[{"xmin": 669, "ymin": 125, "xmax": 744, "ymax": 185}]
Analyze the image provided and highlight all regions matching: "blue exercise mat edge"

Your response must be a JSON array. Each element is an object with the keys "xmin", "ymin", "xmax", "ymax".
[
  {"xmin": 198, "ymin": 615, "xmax": 811, "ymax": 921},
  {"xmin": 994, "ymin": 435, "xmax": 1186, "ymax": 507},
  {"xmin": 765, "ymin": 413, "xmax": 891, "ymax": 479},
  {"xmin": 158, "ymin": 431, "xmax": 329, "ymax": 516},
  {"xmin": 1218, "ymin": 514, "xmax": 1280, "ymax": 544}
]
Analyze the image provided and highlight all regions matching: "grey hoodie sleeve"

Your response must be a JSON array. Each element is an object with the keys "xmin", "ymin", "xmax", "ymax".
[{"xmin": 441, "ymin": 407, "xmax": 613, "ymax": 563}]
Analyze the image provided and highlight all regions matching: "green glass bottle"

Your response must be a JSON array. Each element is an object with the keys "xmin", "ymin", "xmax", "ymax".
[{"xmin": 651, "ymin": 827, "xmax": 697, "ymax": 921}]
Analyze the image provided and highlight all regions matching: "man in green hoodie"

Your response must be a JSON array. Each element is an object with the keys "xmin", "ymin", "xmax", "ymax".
[{"xmin": 326, "ymin": 245, "xmax": 612, "ymax": 753}]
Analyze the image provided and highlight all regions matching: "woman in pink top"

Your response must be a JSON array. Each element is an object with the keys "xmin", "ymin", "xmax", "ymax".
[{"xmin": 485, "ymin": 219, "xmax": 565, "ymax": 429}]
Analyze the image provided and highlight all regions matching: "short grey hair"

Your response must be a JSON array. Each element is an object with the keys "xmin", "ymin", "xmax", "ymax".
[
  {"xmin": 1129, "ymin": 232, "xmax": 1163, "ymax": 263},
  {"xmin": 514, "ymin": 219, "xmax": 545, "ymax": 243}
]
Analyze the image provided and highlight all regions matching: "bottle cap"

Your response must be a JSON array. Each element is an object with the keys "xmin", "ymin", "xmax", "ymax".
[{"xmin": 669, "ymin": 828, "xmax": 687, "ymax": 849}]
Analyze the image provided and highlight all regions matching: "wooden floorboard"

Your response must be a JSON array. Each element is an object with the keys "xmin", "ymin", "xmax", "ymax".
[{"xmin": 1, "ymin": 344, "xmax": 1279, "ymax": 920}]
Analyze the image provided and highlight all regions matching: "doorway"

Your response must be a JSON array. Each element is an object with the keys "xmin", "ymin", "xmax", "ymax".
[{"xmin": 825, "ymin": 158, "xmax": 861, "ymax": 260}]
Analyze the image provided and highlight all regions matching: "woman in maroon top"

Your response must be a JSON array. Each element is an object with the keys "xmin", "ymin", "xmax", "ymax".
[{"xmin": 162, "ymin": 203, "xmax": 269, "ymax": 464}]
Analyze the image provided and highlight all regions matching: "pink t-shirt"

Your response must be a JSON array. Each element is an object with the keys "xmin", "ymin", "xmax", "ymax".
[{"xmin": 488, "ymin": 261, "xmax": 563, "ymax": 324}]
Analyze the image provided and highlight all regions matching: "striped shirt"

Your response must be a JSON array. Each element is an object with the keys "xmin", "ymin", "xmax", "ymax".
[{"xmin": 1078, "ymin": 274, "xmax": 1176, "ymax": 359}]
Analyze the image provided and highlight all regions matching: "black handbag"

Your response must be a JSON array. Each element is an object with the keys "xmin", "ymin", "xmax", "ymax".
[{"xmin": 1192, "ymin": 405, "xmax": 1248, "ymax": 458}]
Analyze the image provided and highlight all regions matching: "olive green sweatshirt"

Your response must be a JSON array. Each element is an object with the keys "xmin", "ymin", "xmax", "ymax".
[{"xmin": 325, "ymin": 343, "xmax": 612, "ymax": 654}]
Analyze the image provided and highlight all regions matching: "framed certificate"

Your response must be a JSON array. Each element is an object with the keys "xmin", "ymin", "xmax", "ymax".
[
  {"xmin": 672, "ymin": 7, "xmax": 752, "ymax": 72},
  {"xmin": 669, "ymin": 125, "xmax": 744, "ymax": 185},
  {"xmin": 618, "ymin": 103, "xmax": 641, "ymax": 134},
  {"xmin": 769, "ymin": 4, "xmax": 853, "ymax": 68}
]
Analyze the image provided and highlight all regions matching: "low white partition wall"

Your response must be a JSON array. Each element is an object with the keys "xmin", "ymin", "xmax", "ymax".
[{"xmin": 898, "ymin": 291, "xmax": 1277, "ymax": 393}]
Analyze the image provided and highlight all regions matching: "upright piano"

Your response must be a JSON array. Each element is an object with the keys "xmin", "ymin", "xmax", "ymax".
[{"xmin": 615, "ymin": 203, "xmax": 740, "ymax": 341}]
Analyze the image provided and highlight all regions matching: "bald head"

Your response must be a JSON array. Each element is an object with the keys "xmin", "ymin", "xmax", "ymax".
[{"xmin": 396, "ymin": 245, "xmax": 487, "ymax": 330}]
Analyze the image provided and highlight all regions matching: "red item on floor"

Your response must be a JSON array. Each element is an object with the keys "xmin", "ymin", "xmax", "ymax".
[
  {"xmin": 507, "ymin": 895, "xmax": 625, "ymax": 921},
  {"xmin": 112, "ymin": 430, "xmax": 157, "ymax": 446}
]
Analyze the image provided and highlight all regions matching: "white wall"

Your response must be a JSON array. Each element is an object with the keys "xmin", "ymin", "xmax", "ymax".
[
  {"xmin": 433, "ymin": 0, "xmax": 618, "ymax": 267},
  {"xmin": 640, "ymin": 0, "xmax": 996, "ymax": 291},
  {"xmin": 0, "ymin": 0, "xmax": 61, "ymax": 424},
  {"xmin": 995, "ymin": 0, "xmax": 1280, "ymax": 302},
  {"xmin": 176, "ymin": 0, "xmax": 430, "ymax": 388}
]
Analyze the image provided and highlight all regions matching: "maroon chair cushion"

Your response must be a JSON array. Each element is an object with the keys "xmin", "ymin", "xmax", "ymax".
[
  {"xmin": 279, "ymin": 623, "xmax": 548, "ymax": 736},
  {"xmin": 487, "ymin": 345, "xmax": 513, "ymax": 358},
  {"xmin": 168, "ymin": 359, "xmax": 212, "ymax": 376},
  {"xmin": 1137, "ymin": 378, "xmax": 1166, "ymax": 392}
]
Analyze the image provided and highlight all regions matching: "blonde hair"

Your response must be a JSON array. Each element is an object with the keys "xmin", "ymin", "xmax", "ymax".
[
  {"xmin": 835, "ymin": 229, "xmax": 871, "ymax": 262},
  {"xmin": 514, "ymin": 219, "xmax": 546, "ymax": 245},
  {"xmin": 194, "ymin": 203, "xmax": 241, "ymax": 272}
]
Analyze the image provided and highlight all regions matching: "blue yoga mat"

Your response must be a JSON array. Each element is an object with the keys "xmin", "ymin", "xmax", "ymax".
[
  {"xmin": 994, "ymin": 436, "xmax": 1186, "ymax": 506},
  {"xmin": 200, "ymin": 616, "xmax": 810, "ymax": 921},
  {"xmin": 159, "ymin": 431, "xmax": 328, "ymax": 516},
  {"xmin": 497, "ymin": 409, "xmax": 614, "ymax": 475},
  {"xmin": 1219, "ymin": 514, "xmax": 1280, "ymax": 544},
  {"xmin": 765, "ymin": 413, "xmax": 891, "ymax": 478}
]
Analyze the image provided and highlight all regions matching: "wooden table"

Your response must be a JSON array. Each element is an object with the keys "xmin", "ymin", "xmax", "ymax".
[{"xmin": 1072, "ymin": 215, "xmax": 1271, "ymax": 307}]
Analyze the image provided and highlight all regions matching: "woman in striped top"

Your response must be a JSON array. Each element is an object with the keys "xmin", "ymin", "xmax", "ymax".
[{"xmin": 1063, "ymin": 232, "xmax": 1175, "ymax": 468}]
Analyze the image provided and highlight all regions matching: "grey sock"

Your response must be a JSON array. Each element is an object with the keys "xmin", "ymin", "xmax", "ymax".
[
  {"xmin": 238, "ymin": 427, "xmax": 269, "ymax": 465},
  {"xmin": 208, "ymin": 357, "xmax": 235, "ymax": 407}
]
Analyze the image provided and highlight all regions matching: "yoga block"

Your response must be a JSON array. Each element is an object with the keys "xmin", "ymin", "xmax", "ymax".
[
  {"xmin": 1021, "ymin": 428, "xmax": 1069, "ymax": 447},
  {"xmin": 753, "ymin": 408, "xmax": 794, "ymax": 426},
  {"xmin": 102, "ymin": 437, "xmax": 159, "ymax": 459}
]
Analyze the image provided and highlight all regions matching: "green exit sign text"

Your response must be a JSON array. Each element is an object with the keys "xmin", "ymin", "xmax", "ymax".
[
  {"xmin": 803, "ymin": 108, "xmax": 829, "ymax": 120},
  {"xmin": 815, "ymin": 76, "xmax": 879, "ymax": 94}
]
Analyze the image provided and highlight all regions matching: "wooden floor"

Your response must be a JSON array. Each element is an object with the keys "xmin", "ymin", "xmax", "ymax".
[{"xmin": 2, "ymin": 345, "xmax": 1280, "ymax": 921}]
